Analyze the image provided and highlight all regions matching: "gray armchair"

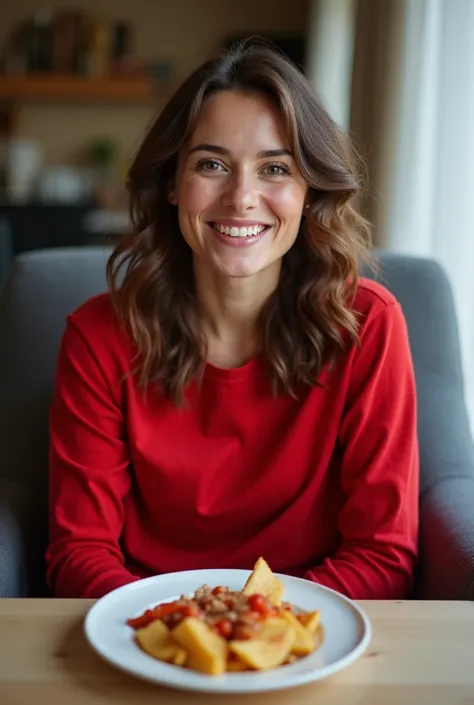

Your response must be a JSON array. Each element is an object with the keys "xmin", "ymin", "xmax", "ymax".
[
  {"xmin": 0, "ymin": 247, "xmax": 111, "ymax": 597},
  {"xmin": 0, "ymin": 247, "xmax": 473, "ymax": 598},
  {"xmin": 363, "ymin": 254, "xmax": 474, "ymax": 599}
]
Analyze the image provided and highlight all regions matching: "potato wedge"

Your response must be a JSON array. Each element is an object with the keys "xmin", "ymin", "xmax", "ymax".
[
  {"xmin": 281, "ymin": 610, "xmax": 315, "ymax": 656},
  {"xmin": 229, "ymin": 617, "xmax": 295, "ymax": 670},
  {"xmin": 136, "ymin": 619, "xmax": 187, "ymax": 665},
  {"xmin": 268, "ymin": 577, "xmax": 284, "ymax": 606},
  {"xmin": 242, "ymin": 557, "xmax": 274, "ymax": 596},
  {"xmin": 172, "ymin": 617, "xmax": 228, "ymax": 676},
  {"xmin": 298, "ymin": 610, "xmax": 321, "ymax": 636},
  {"xmin": 171, "ymin": 649, "xmax": 188, "ymax": 666},
  {"xmin": 243, "ymin": 557, "xmax": 284, "ymax": 606},
  {"xmin": 226, "ymin": 656, "xmax": 248, "ymax": 672}
]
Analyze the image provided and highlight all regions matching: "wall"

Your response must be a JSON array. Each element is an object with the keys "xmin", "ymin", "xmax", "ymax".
[{"xmin": 0, "ymin": 0, "xmax": 309, "ymax": 168}]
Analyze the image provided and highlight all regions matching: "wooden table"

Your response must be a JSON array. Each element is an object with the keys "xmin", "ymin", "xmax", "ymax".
[{"xmin": 0, "ymin": 599, "xmax": 473, "ymax": 705}]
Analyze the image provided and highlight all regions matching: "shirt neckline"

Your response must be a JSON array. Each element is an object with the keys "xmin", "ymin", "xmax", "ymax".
[{"xmin": 204, "ymin": 355, "xmax": 261, "ymax": 383}]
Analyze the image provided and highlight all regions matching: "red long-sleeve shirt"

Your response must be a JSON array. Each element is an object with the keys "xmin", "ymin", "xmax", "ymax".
[{"xmin": 46, "ymin": 278, "xmax": 419, "ymax": 600}]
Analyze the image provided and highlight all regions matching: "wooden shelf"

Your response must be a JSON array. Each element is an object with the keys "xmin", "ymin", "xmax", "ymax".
[{"xmin": 0, "ymin": 74, "xmax": 167, "ymax": 103}]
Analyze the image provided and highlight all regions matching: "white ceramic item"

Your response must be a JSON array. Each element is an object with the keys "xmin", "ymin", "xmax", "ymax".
[{"xmin": 84, "ymin": 568, "xmax": 371, "ymax": 694}]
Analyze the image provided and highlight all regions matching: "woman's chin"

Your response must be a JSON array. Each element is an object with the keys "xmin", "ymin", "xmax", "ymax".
[
  {"xmin": 213, "ymin": 260, "xmax": 269, "ymax": 280},
  {"xmin": 193, "ymin": 249, "xmax": 281, "ymax": 281}
]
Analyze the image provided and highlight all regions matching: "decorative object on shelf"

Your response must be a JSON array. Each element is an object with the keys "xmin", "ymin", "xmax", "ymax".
[
  {"xmin": 0, "ymin": 9, "xmax": 144, "ymax": 80},
  {"xmin": 5, "ymin": 138, "xmax": 42, "ymax": 203},
  {"xmin": 38, "ymin": 166, "xmax": 93, "ymax": 205},
  {"xmin": 87, "ymin": 137, "xmax": 119, "ymax": 208},
  {"xmin": 111, "ymin": 21, "xmax": 136, "ymax": 76}
]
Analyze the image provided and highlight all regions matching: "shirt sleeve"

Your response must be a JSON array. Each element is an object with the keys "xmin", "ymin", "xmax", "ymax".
[
  {"xmin": 304, "ymin": 300, "xmax": 419, "ymax": 599},
  {"xmin": 46, "ymin": 318, "xmax": 140, "ymax": 598}
]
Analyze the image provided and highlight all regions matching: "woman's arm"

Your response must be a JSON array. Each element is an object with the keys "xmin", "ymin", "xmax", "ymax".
[
  {"xmin": 304, "ymin": 301, "xmax": 419, "ymax": 599},
  {"xmin": 46, "ymin": 317, "xmax": 140, "ymax": 598}
]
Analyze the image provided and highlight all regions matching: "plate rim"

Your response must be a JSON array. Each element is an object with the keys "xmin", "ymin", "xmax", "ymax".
[{"xmin": 83, "ymin": 569, "xmax": 372, "ymax": 694}]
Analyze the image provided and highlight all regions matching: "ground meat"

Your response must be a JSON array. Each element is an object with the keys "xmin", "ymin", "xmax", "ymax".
[
  {"xmin": 150, "ymin": 584, "xmax": 290, "ymax": 641},
  {"xmin": 194, "ymin": 585, "xmax": 212, "ymax": 600}
]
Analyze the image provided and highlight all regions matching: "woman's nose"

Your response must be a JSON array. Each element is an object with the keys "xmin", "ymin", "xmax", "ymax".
[{"xmin": 222, "ymin": 173, "xmax": 259, "ymax": 212}]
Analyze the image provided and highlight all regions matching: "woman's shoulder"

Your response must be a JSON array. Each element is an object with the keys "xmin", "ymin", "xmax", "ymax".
[
  {"xmin": 66, "ymin": 292, "xmax": 134, "ymax": 357},
  {"xmin": 68, "ymin": 291, "xmax": 117, "ymax": 329},
  {"xmin": 352, "ymin": 276, "xmax": 401, "ymax": 321}
]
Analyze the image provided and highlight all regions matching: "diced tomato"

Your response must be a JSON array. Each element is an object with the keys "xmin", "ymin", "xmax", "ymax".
[
  {"xmin": 247, "ymin": 594, "xmax": 280, "ymax": 619},
  {"xmin": 126, "ymin": 609, "xmax": 157, "ymax": 629},
  {"xmin": 127, "ymin": 601, "xmax": 200, "ymax": 630},
  {"xmin": 181, "ymin": 603, "xmax": 200, "ymax": 618},
  {"xmin": 212, "ymin": 586, "xmax": 227, "ymax": 596},
  {"xmin": 245, "ymin": 610, "xmax": 262, "ymax": 622},
  {"xmin": 215, "ymin": 619, "xmax": 233, "ymax": 639},
  {"xmin": 248, "ymin": 594, "xmax": 269, "ymax": 614},
  {"xmin": 248, "ymin": 594, "xmax": 266, "ymax": 612},
  {"xmin": 156, "ymin": 602, "xmax": 186, "ymax": 618}
]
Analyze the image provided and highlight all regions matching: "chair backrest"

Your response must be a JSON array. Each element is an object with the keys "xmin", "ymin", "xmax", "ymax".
[
  {"xmin": 0, "ymin": 217, "xmax": 13, "ymax": 290},
  {"xmin": 0, "ymin": 247, "xmax": 112, "ymax": 491},
  {"xmin": 0, "ymin": 246, "xmax": 472, "ymax": 594},
  {"xmin": 0, "ymin": 247, "xmax": 113, "ymax": 594},
  {"xmin": 364, "ymin": 251, "xmax": 474, "ymax": 496}
]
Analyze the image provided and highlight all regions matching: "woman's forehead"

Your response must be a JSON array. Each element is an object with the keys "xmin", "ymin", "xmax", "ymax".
[{"xmin": 187, "ymin": 91, "xmax": 291, "ymax": 156}]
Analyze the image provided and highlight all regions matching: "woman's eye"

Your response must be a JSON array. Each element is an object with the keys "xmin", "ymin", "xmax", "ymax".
[
  {"xmin": 196, "ymin": 159, "xmax": 224, "ymax": 173},
  {"xmin": 264, "ymin": 162, "xmax": 290, "ymax": 176}
]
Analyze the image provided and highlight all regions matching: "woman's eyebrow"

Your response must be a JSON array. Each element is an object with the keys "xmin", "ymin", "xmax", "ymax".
[
  {"xmin": 189, "ymin": 144, "xmax": 292, "ymax": 158},
  {"xmin": 257, "ymin": 148, "xmax": 292, "ymax": 158},
  {"xmin": 189, "ymin": 143, "xmax": 229, "ymax": 156}
]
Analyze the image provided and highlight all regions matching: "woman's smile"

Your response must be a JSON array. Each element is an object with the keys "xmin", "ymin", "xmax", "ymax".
[{"xmin": 206, "ymin": 220, "xmax": 272, "ymax": 248}]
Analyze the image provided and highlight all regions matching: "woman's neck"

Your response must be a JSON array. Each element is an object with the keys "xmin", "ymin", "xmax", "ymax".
[{"xmin": 193, "ymin": 260, "xmax": 280, "ymax": 369}]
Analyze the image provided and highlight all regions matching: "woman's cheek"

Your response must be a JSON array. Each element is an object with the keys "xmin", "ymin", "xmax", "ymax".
[
  {"xmin": 180, "ymin": 174, "xmax": 225, "ymax": 207},
  {"xmin": 265, "ymin": 181, "xmax": 306, "ymax": 215}
]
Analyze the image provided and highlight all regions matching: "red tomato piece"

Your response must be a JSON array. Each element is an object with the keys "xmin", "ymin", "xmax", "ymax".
[
  {"xmin": 248, "ymin": 594, "xmax": 269, "ymax": 614},
  {"xmin": 215, "ymin": 619, "xmax": 233, "ymax": 639}
]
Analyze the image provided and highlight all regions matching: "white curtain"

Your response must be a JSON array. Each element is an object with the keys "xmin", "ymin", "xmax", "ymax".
[
  {"xmin": 376, "ymin": 0, "xmax": 474, "ymax": 429},
  {"xmin": 306, "ymin": 0, "xmax": 356, "ymax": 131}
]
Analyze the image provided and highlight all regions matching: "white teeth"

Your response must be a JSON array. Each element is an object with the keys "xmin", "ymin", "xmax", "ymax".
[{"xmin": 213, "ymin": 223, "xmax": 266, "ymax": 237}]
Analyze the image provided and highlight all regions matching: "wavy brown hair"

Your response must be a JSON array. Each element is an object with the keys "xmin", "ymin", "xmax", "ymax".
[{"xmin": 107, "ymin": 43, "xmax": 371, "ymax": 406}]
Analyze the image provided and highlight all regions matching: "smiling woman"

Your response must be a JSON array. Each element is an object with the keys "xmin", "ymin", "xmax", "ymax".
[
  {"xmin": 107, "ymin": 45, "xmax": 370, "ymax": 396},
  {"xmin": 46, "ymin": 44, "xmax": 419, "ymax": 603}
]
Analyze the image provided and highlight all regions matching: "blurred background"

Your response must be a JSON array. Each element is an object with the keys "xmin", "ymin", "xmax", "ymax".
[{"xmin": 0, "ymin": 0, "xmax": 472, "ymax": 425}]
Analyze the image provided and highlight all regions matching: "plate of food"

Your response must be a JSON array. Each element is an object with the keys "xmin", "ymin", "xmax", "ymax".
[{"xmin": 84, "ymin": 558, "xmax": 371, "ymax": 693}]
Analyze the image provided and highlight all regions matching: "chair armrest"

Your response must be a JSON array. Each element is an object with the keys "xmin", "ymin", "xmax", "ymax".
[
  {"xmin": 0, "ymin": 478, "xmax": 31, "ymax": 597},
  {"xmin": 419, "ymin": 477, "xmax": 474, "ymax": 599}
]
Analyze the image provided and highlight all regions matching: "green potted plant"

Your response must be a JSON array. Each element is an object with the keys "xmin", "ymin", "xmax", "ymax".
[{"xmin": 87, "ymin": 137, "xmax": 118, "ymax": 207}]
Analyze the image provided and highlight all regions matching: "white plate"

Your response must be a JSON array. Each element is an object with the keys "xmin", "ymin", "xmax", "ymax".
[{"xmin": 84, "ymin": 569, "xmax": 371, "ymax": 694}]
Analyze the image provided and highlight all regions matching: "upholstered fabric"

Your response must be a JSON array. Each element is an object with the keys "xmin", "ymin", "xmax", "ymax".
[
  {"xmin": 0, "ymin": 248, "xmax": 111, "ymax": 596},
  {"xmin": 363, "ymin": 253, "xmax": 474, "ymax": 598}
]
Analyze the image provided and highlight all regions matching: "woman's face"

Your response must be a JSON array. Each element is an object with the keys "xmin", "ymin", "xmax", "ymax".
[{"xmin": 171, "ymin": 90, "xmax": 308, "ymax": 280}]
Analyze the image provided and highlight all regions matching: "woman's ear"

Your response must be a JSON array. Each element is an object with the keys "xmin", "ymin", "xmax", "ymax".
[
  {"xmin": 168, "ymin": 187, "xmax": 178, "ymax": 206},
  {"xmin": 167, "ymin": 177, "xmax": 178, "ymax": 205}
]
